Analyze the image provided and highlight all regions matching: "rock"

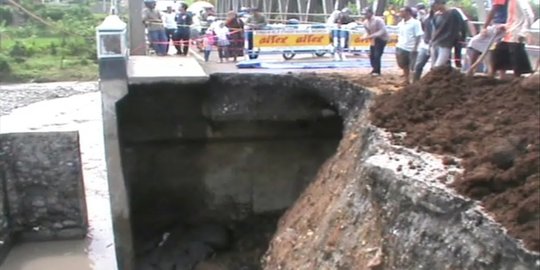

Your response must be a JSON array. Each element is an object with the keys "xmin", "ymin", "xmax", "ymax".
[
  {"xmin": 46, "ymin": 197, "xmax": 58, "ymax": 205},
  {"xmin": 486, "ymin": 138, "xmax": 517, "ymax": 170},
  {"xmin": 367, "ymin": 248, "xmax": 383, "ymax": 269},
  {"xmin": 135, "ymin": 262, "xmax": 159, "ymax": 270},
  {"xmin": 321, "ymin": 109, "xmax": 336, "ymax": 117},
  {"xmin": 62, "ymin": 220, "xmax": 78, "ymax": 228},
  {"xmin": 52, "ymin": 223, "xmax": 64, "ymax": 230},
  {"xmin": 31, "ymin": 199, "xmax": 46, "ymax": 207},
  {"xmin": 195, "ymin": 261, "xmax": 226, "ymax": 270},
  {"xmin": 186, "ymin": 241, "xmax": 214, "ymax": 261},
  {"xmin": 442, "ymin": 156, "xmax": 457, "ymax": 166},
  {"xmin": 465, "ymin": 164, "xmax": 494, "ymax": 183},
  {"xmin": 187, "ymin": 224, "xmax": 230, "ymax": 250},
  {"xmin": 56, "ymin": 228, "xmax": 85, "ymax": 239},
  {"xmin": 174, "ymin": 241, "xmax": 214, "ymax": 270},
  {"xmin": 519, "ymin": 73, "xmax": 540, "ymax": 91}
]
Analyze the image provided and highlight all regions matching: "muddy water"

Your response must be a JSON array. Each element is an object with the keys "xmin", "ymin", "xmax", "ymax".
[{"xmin": 0, "ymin": 91, "xmax": 117, "ymax": 270}]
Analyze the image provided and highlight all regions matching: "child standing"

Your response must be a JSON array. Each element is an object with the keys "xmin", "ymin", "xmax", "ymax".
[
  {"xmin": 202, "ymin": 32, "xmax": 214, "ymax": 62},
  {"xmin": 213, "ymin": 21, "xmax": 230, "ymax": 63}
]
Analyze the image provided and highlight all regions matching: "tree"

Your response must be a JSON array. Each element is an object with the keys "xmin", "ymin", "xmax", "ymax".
[{"xmin": 374, "ymin": 0, "xmax": 386, "ymax": 15}]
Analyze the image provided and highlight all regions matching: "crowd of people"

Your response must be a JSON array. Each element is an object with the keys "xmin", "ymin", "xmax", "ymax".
[
  {"xmin": 141, "ymin": 0, "xmax": 267, "ymax": 62},
  {"xmin": 142, "ymin": 0, "xmax": 535, "ymax": 80},
  {"xmin": 359, "ymin": 0, "xmax": 534, "ymax": 83}
]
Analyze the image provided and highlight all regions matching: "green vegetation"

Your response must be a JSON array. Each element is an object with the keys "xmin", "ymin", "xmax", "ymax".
[{"xmin": 0, "ymin": 1, "xmax": 104, "ymax": 83}]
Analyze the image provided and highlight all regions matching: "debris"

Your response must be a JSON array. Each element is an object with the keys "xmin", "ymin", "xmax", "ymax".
[{"xmin": 366, "ymin": 248, "xmax": 383, "ymax": 268}]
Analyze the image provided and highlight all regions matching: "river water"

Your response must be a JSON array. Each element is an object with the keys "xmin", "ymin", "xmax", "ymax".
[{"xmin": 0, "ymin": 82, "xmax": 117, "ymax": 270}]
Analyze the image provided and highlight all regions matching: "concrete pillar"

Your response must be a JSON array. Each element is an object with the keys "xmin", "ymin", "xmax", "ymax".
[
  {"xmin": 128, "ymin": 0, "xmax": 146, "ymax": 55},
  {"xmin": 97, "ymin": 15, "xmax": 134, "ymax": 269},
  {"xmin": 99, "ymin": 56, "xmax": 133, "ymax": 270}
]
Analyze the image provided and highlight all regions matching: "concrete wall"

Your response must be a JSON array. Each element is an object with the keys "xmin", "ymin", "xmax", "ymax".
[
  {"xmin": 118, "ymin": 74, "xmax": 349, "ymax": 237},
  {"xmin": 0, "ymin": 132, "xmax": 87, "ymax": 263},
  {"xmin": 0, "ymin": 156, "xmax": 11, "ymax": 262}
]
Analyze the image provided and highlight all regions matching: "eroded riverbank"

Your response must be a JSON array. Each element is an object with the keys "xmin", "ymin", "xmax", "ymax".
[{"xmin": 0, "ymin": 82, "xmax": 117, "ymax": 270}]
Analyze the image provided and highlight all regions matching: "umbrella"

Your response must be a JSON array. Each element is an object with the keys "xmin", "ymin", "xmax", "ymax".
[{"xmin": 187, "ymin": 1, "xmax": 214, "ymax": 15}]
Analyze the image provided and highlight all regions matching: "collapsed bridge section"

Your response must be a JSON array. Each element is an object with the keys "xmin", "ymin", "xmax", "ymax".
[{"xmin": 102, "ymin": 66, "xmax": 371, "ymax": 269}]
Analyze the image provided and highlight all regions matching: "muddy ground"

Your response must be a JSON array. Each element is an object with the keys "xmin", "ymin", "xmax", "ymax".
[{"xmin": 370, "ymin": 68, "xmax": 540, "ymax": 252}]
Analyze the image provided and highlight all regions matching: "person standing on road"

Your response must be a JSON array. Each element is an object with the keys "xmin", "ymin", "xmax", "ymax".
[
  {"xmin": 396, "ymin": 6, "xmax": 423, "ymax": 84},
  {"xmin": 214, "ymin": 21, "xmax": 230, "ymax": 63},
  {"xmin": 246, "ymin": 8, "xmax": 267, "ymax": 30},
  {"xmin": 467, "ymin": 0, "xmax": 509, "ymax": 75},
  {"xmin": 174, "ymin": 3, "xmax": 193, "ymax": 56},
  {"xmin": 225, "ymin": 11, "xmax": 245, "ymax": 62},
  {"xmin": 429, "ymin": 0, "xmax": 465, "ymax": 68},
  {"xmin": 202, "ymin": 31, "xmax": 214, "ymax": 62},
  {"xmin": 384, "ymin": 5, "xmax": 398, "ymax": 26},
  {"xmin": 245, "ymin": 8, "xmax": 267, "ymax": 59},
  {"xmin": 327, "ymin": 10, "xmax": 341, "ymax": 49},
  {"xmin": 142, "ymin": 0, "xmax": 168, "ymax": 56},
  {"xmin": 491, "ymin": 0, "xmax": 534, "ymax": 78},
  {"xmin": 362, "ymin": 7, "xmax": 389, "ymax": 76},
  {"xmin": 162, "ymin": 6, "xmax": 177, "ymax": 54},
  {"xmin": 413, "ymin": 4, "xmax": 435, "ymax": 82},
  {"xmin": 451, "ymin": 7, "xmax": 476, "ymax": 68},
  {"xmin": 337, "ymin": 8, "xmax": 355, "ymax": 47}
]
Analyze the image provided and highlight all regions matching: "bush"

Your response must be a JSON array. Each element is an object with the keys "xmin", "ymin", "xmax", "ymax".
[
  {"xmin": 65, "ymin": 5, "xmax": 93, "ymax": 20},
  {"xmin": 49, "ymin": 42, "xmax": 58, "ymax": 55},
  {"xmin": 66, "ymin": 38, "xmax": 86, "ymax": 56},
  {"xmin": 40, "ymin": 6, "xmax": 65, "ymax": 21},
  {"xmin": 0, "ymin": 6, "xmax": 13, "ymax": 25},
  {"xmin": 13, "ymin": 25, "xmax": 40, "ymax": 38},
  {"xmin": 0, "ymin": 53, "xmax": 11, "ymax": 73},
  {"xmin": 9, "ymin": 41, "xmax": 33, "ymax": 57}
]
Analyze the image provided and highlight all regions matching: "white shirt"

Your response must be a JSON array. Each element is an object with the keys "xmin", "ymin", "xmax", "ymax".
[
  {"xmin": 214, "ymin": 26, "xmax": 229, "ymax": 41},
  {"xmin": 162, "ymin": 12, "xmax": 177, "ymax": 29},
  {"xmin": 396, "ymin": 17, "xmax": 423, "ymax": 52}
]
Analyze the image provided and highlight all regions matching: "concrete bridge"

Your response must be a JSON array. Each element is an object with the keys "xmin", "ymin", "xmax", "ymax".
[
  {"xmin": 100, "ymin": 25, "xmax": 352, "ymax": 267},
  {"xmin": 98, "ymin": 3, "xmax": 538, "ymax": 268}
]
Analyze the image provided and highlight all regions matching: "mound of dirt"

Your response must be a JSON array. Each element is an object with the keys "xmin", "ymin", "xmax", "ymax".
[{"xmin": 370, "ymin": 67, "xmax": 540, "ymax": 252}]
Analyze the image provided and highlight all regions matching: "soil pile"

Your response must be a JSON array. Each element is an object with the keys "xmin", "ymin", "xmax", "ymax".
[{"xmin": 370, "ymin": 67, "xmax": 540, "ymax": 252}]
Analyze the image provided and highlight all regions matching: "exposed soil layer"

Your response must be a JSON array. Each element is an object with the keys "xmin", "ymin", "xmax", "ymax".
[
  {"xmin": 319, "ymin": 71, "xmax": 404, "ymax": 94},
  {"xmin": 370, "ymin": 67, "xmax": 540, "ymax": 252}
]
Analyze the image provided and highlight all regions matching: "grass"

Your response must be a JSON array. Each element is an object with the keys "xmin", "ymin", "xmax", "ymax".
[
  {"xmin": 2, "ymin": 37, "xmax": 59, "ymax": 49},
  {"xmin": 1, "ymin": 36, "xmax": 98, "ymax": 83},
  {"xmin": 2, "ymin": 55, "xmax": 97, "ymax": 83}
]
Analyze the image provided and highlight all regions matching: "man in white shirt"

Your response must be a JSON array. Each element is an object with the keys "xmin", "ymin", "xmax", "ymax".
[
  {"xmin": 162, "ymin": 6, "xmax": 177, "ymax": 54},
  {"xmin": 395, "ymin": 6, "xmax": 423, "ymax": 84}
]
